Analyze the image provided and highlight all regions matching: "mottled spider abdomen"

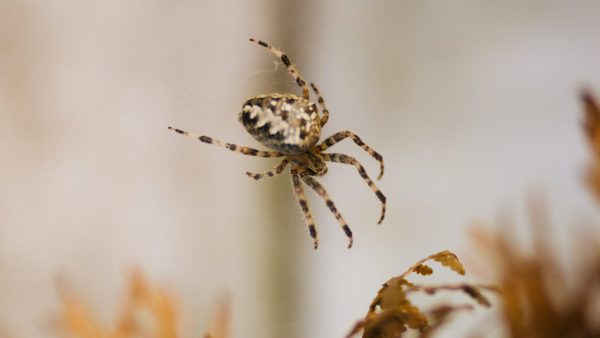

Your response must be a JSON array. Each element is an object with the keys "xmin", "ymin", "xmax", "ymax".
[{"xmin": 239, "ymin": 94, "xmax": 321, "ymax": 153}]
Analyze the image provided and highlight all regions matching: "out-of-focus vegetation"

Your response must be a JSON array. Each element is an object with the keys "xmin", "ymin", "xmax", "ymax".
[
  {"xmin": 56, "ymin": 271, "xmax": 179, "ymax": 338},
  {"xmin": 471, "ymin": 211, "xmax": 600, "ymax": 338},
  {"xmin": 55, "ymin": 271, "xmax": 229, "ymax": 338},
  {"xmin": 582, "ymin": 90, "xmax": 600, "ymax": 205}
]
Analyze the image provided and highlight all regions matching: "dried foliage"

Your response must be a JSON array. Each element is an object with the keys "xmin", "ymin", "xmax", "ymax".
[
  {"xmin": 472, "ymin": 201, "xmax": 600, "ymax": 338},
  {"xmin": 56, "ymin": 270, "xmax": 179, "ymax": 338},
  {"xmin": 346, "ymin": 250, "xmax": 495, "ymax": 338},
  {"xmin": 202, "ymin": 299, "xmax": 230, "ymax": 338},
  {"xmin": 582, "ymin": 90, "xmax": 600, "ymax": 203},
  {"xmin": 55, "ymin": 271, "xmax": 228, "ymax": 338}
]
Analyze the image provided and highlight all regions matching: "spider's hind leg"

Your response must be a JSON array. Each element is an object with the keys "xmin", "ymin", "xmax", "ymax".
[
  {"xmin": 291, "ymin": 169, "xmax": 319, "ymax": 249},
  {"xmin": 322, "ymin": 153, "xmax": 386, "ymax": 224},
  {"xmin": 249, "ymin": 38, "xmax": 310, "ymax": 100},
  {"xmin": 300, "ymin": 172, "xmax": 353, "ymax": 248}
]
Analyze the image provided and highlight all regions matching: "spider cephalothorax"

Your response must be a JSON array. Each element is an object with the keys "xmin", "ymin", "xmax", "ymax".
[{"xmin": 169, "ymin": 38, "xmax": 386, "ymax": 249}]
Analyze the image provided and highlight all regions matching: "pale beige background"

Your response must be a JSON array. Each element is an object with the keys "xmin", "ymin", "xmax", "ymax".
[{"xmin": 2, "ymin": 1, "xmax": 600, "ymax": 337}]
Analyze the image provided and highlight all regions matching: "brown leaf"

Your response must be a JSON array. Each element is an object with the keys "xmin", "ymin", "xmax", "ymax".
[
  {"xmin": 581, "ymin": 90, "xmax": 600, "ymax": 205},
  {"xmin": 432, "ymin": 250, "xmax": 466, "ymax": 275},
  {"xmin": 413, "ymin": 264, "xmax": 433, "ymax": 276},
  {"xmin": 460, "ymin": 285, "xmax": 491, "ymax": 307},
  {"xmin": 581, "ymin": 90, "xmax": 600, "ymax": 156}
]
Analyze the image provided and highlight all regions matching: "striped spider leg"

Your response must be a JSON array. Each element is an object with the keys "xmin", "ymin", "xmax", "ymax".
[
  {"xmin": 249, "ymin": 38, "xmax": 310, "ymax": 100},
  {"xmin": 291, "ymin": 168, "xmax": 319, "ymax": 249},
  {"xmin": 246, "ymin": 159, "xmax": 289, "ymax": 180},
  {"xmin": 299, "ymin": 169, "xmax": 354, "ymax": 249},
  {"xmin": 168, "ymin": 127, "xmax": 285, "ymax": 158},
  {"xmin": 318, "ymin": 131, "xmax": 385, "ymax": 180},
  {"xmin": 310, "ymin": 82, "xmax": 329, "ymax": 127},
  {"xmin": 321, "ymin": 153, "xmax": 386, "ymax": 224}
]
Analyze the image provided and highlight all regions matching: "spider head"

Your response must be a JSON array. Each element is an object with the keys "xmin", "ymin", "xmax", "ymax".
[{"xmin": 306, "ymin": 151, "xmax": 327, "ymax": 176}]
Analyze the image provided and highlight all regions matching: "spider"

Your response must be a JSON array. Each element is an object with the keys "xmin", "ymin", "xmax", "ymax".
[{"xmin": 169, "ymin": 38, "xmax": 386, "ymax": 249}]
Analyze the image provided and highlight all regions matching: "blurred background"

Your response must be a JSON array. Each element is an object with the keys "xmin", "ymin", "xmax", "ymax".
[{"xmin": 2, "ymin": 1, "xmax": 600, "ymax": 337}]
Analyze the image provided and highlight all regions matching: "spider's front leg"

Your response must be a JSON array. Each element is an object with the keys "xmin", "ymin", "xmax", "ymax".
[
  {"xmin": 309, "ymin": 83, "xmax": 329, "ymax": 127},
  {"xmin": 249, "ymin": 38, "xmax": 310, "ymax": 100},
  {"xmin": 318, "ymin": 130, "xmax": 384, "ymax": 179},
  {"xmin": 246, "ymin": 159, "xmax": 289, "ymax": 180},
  {"xmin": 168, "ymin": 127, "xmax": 285, "ymax": 158}
]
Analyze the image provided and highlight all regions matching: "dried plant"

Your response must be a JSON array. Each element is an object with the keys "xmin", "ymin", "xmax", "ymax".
[
  {"xmin": 55, "ymin": 270, "xmax": 230, "ymax": 338},
  {"xmin": 346, "ymin": 250, "xmax": 495, "ymax": 338},
  {"xmin": 471, "ymin": 204, "xmax": 600, "ymax": 338},
  {"xmin": 56, "ymin": 270, "xmax": 179, "ymax": 338},
  {"xmin": 581, "ymin": 90, "xmax": 600, "ymax": 203},
  {"xmin": 56, "ymin": 270, "xmax": 178, "ymax": 338},
  {"xmin": 202, "ymin": 299, "xmax": 230, "ymax": 338}
]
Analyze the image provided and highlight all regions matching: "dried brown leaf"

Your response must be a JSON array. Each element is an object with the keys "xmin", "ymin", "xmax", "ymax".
[
  {"xmin": 362, "ymin": 310, "xmax": 408, "ymax": 338},
  {"xmin": 405, "ymin": 284, "xmax": 496, "ymax": 308},
  {"xmin": 432, "ymin": 250, "xmax": 466, "ymax": 275},
  {"xmin": 582, "ymin": 90, "xmax": 600, "ymax": 156},
  {"xmin": 460, "ymin": 285, "xmax": 491, "ymax": 307},
  {"xmin": 375, "ymin": 278, "xmax": 409, "ymax": 312},
  {"xmin": 361, "ymin": 275, "xmax": 429, "ymax": 337},
  {"xmin": 361, "ymin": 306, "xmax": 428, "ymax": 338},
  {"xmin": 413, "ymin": 264, "xmax": 433, "ymax": 276},
  {"xmin": 582, "ymin": 90, "xmax": 600, "ymax": 206}
]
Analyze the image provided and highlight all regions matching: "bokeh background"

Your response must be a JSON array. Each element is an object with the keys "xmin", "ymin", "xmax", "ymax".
[{"xmin": 2, "ymin": 1, "xmax": 600, "ymax": 337}]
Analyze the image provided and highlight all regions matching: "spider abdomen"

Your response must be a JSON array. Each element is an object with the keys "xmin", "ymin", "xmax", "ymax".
[{"xmin": 239, "ymin": 94, "xmax": 321, "ymax": 153}]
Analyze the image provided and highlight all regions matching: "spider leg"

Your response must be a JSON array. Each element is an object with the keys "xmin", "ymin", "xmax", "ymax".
[
  {"xmin": 168, "ymin": 126, "xmax": 284, "ymax": 158},
  {"xmin": 246, "ymin": 158, "xmax": 289, "ymax": 180},
  {"xmin": 300, "ymin": 171, "xmax": 353, "ymax": 248},
  {"xmin": 310, "ymin": 83, "xmax": 329, "ymax": 127},
  {"xmin": 318, "ymin": 130, "xmax": 384, "ymax": 179},
  {"xmin": 322, "ymin": 153, "xmax": 386, "ymax": 224},
  {"xmin": 291, "ymin": 168, "xmax": 319, "ymax": 249},
  {"xmin": 249, "ymin": 38, "xmax": 310, "ymax": 100}
]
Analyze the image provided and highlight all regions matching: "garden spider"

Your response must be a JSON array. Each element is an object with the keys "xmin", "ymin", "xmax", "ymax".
[{"xmin": 169, "ymin": 38, "xmax": 386, "ymax": 249}]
